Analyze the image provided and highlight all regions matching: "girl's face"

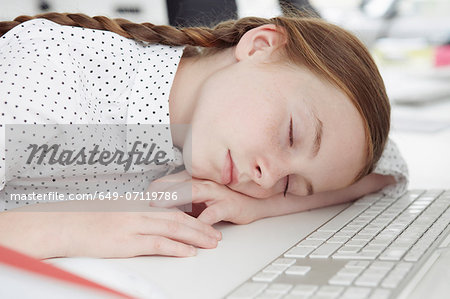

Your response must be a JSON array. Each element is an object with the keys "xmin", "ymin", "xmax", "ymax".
[
  {"xmin": 189, "ymin": 60, "xmax": 367, "ymax": 198},
  {"xmin": 173, "ymin": 25, "xmax": 367, "ymax": 198}
]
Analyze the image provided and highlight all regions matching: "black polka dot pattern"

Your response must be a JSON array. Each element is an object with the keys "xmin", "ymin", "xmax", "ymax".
[
  {"xmin": 0, "ymin": 19, "xmax": 185, "ymax": 211},
  {"xmin": 373, "ymin": 138, "xmax": 409, "ymax": 197}
]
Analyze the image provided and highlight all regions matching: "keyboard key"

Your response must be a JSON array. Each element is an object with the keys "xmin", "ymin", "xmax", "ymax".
[
  {"xmin": 283, "ymin": 295, "xmax": 310, "ymax": 299},
  {"xmin": 318, "ymin": 205, "xmax": 368, "ymax": 232},
  {"xmin": 362, "ymin": 245, "xmax": 385, "ymax": 252},
  {"xmin": 345, "ymin": 261, "xmax": 370, "ymax": 269},
  {"xmin": 307, "ymin": 231, "xmax": 334, "ymax": 240},
  {"xmin": 328, "ymin": 274, "xmax": 355, "ymax": 286},
  {"xmin": 265, "ymin": 283, "xmax": 293, "ymax": 294},
  {"xmin": 351, "ymin": 234, "xmax": 373, "ymax": 241},
  {"xmin": 255, "ymin": 291, "xmax": 284, "ymax": 299},
  {"xmin": 326, "ymin": 236, "xmax": 349, "ymax": 244},
  {"xmin": 297, "ymin": 239, "xmax": 324, "ymax": 247},
  {"xmin": 252, "ymin": 271, "xmax": 280, "ymax": 282},
  {"xmin": 362, "ymin": 267, "xmax": 390, "ymax": 278},
  {"xmin": 395, "ymin": 262, "xmax": 413, "ymax": 271},
  {"xmin": 334, "ymin": 231, "xmax": 356, "ymax": 238},
  {"xmin": 285, "ymin": 247, "xmax": 315, "ymax": 258},
  {"xmin": 381, "ymin": 274, "xmax": 404, "ymax": 288},
  {"xmin": 379, "ymin": 248, "xmax": 407, "ymax": 261},
  {"xmin": 368, "ymin": 289, "xmax": 391, "ymax": 299},
  {"xmin": 285, "ymin": 266, "xmax": 311, "ymax": 275},
  {"xmin": 340, "ymin": 227, "xmax": 360, "ymax": 234},
  {"xmin": 310, "ymin": 243, "xmax": 342, "ymax": 258},
  {"xmin": 354, "ymin": 194, "xmax": 383, "ymax": 205},
  {"xmin": 263, "ymin": 264, "xmax": 289, "ymax": 274},
  {"xmin": 403, "ymin": 250, "xmax": 423, "ymax": 262},
  {"xmin": 332, "ymin": 251, "xmax": 378, "ymax": 260},
  {"xmin": 272, "ymin": 258, "xmax": 296, "ymax": 266},
  {"xmin": 370, "ymin": 261, "xmax": 394, "ymax": 270},
  {"xmin": 337, "ymin": 267, "xmax": 364, "ymax": 276},
  {"xmin": 290, "ymin": 284, "xmax": 318, "ymax": 296},
  {"xmin": 227, "ymin": 282, "xmax": 268, "ymax": 299},
  {"xmin": 316, "ymin": 286, "xmax": 344, "ymax": 297},
  {"xmin": 354, "ymin": 274, "xmax": 383, "ymax": 287},
  {"xmin": 369, "ymin": 238, "xmax": 391, "ymax": 246},
  {"xmin": 337, "ymin": 246, "xmax": 360, "ymax": 253},
  {"xmin": 341, "ymin": 287, "xmax": 371, "ymax": 298},
  {"xmin": 346, "ymin": 240, "xmax": 368, "ymax": 247}
]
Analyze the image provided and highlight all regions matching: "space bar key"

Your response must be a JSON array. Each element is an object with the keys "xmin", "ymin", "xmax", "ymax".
[{"xmin": 318, "ymin": 205, "xmax": 368, "ymax": 232}]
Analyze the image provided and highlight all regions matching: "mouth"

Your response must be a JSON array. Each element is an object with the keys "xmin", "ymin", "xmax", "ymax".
[{"xmin": 221, "ymin": 149, "xmax": 239, "ymax": 185}]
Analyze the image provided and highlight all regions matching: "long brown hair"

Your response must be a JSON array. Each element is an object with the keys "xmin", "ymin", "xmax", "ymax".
[{"xmin": 0, "ymin": 10, "xmax": 390, "ymax": 184}]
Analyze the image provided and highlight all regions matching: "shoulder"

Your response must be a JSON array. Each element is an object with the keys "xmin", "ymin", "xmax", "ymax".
[
  {"xmin": 1, "ymin": 18, "xmax": 134, "ymax": 49},
  {"xmin": 373, "ymin": 138, "xmax": 409, "ymax": 197},
  {"xmin": 1, "ymin": 18, "xmax": 57, "ymax": 41}
]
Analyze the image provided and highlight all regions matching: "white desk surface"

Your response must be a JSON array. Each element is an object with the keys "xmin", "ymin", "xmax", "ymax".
[{"xmin": 46, "ymin": 99, "xmax": 450, "ymax": 299}]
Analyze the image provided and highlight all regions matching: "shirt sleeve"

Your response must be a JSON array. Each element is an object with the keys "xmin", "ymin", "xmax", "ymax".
[
  {"xmin": 1, "ymin": 126, "xmax": 6, "ymax": 211},
  {"xmin": 372, "ymin": 138, "xmax": 409, "ymax": 198},
  {"xmin": 0, "ymin": 126, "xmax": 5, "ymax": 192}
]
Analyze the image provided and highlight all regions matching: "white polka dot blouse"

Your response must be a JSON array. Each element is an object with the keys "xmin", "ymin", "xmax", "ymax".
[
  {"xmin": 0, "ymin": 18, "xmax": 185, "ymax": 211},
  {"xmin": 0, "ymin": 18, "xmax": 408, "ymax": 212}
]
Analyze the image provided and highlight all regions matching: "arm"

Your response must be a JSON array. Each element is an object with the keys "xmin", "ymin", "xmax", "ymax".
[
  {"xmin": 196, "ymin": 173, "xmax": 395, "ymax": 225},
  {"xmin": 0, "ymin": 199, "xmax": 221, "ymax": 259},
  {"xmin": 247, "ymin": 173, "xmax": 396, "ymax": 219},
  {"xmin": 147, "ymin": 171, "xmax": 396, "ymax": 225}
]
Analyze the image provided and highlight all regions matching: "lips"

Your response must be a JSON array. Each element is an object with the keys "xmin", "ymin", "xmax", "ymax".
[{"xmin": 222, "ymin": 150, "xmax": 239, "ymax": 185}]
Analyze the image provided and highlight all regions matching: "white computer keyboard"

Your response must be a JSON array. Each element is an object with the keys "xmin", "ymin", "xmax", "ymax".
[{"xmin": 226, "ymin": 189, "xmax": 450, "ymax": 299}]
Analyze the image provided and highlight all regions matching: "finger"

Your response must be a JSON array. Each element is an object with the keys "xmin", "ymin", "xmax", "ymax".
[
  {"xmin": 149, "ymin": 179, "xmax": 220, "ymax": 208},
  {"xmin": 137, "ymin": 217, "xmax": 218, "ymax": 249},
  {"xmin": 149, "ymin": 170, "xmax": 191, "ymax": 186},
  {"xmin": 197, "ymin": 201, "xmax": 231, "ymax": 225},
  {"xmin": 146, "ymin": 170, "xmax": 192, "ymax": 206},
  {"xmin": 144, "ymin": 211, "xmax": 221, "ymax": 240},
  {"xmin": 133, "ymin": 235, "xmax": 197, "ymax": 257},
  {"xmin": 148, "ymin": 180, "xmax": 194, "ymax": 208}
]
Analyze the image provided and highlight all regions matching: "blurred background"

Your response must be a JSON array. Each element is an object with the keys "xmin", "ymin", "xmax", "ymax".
[{"xmin": 1, "ymin": 0, "xmax": 450, "ymax": 188}]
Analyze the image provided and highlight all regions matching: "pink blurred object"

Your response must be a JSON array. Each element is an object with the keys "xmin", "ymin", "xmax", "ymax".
[{"xmin": 435, "ymin": 45, "xmax": 450, "ymax": 67}]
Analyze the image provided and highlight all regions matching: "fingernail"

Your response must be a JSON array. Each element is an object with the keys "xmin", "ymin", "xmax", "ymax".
[{"xmin": 189, "ymin": 246, "xmax": 197, "ymax": 256}]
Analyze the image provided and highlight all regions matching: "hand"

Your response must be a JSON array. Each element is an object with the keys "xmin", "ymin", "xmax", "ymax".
[
  {"xmin": 0, "ymin": 199, "xmax": 222, "ymax": 259},
  {"xmin": 148, "ymin": 172, "xmax": 396, "ymax": 225},
  {"xmin": 146, "ymin": 170, "xmax": 262, "ymax": 225}
]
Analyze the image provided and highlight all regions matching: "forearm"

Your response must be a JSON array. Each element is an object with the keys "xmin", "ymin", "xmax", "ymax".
[{"xmin": 0, "ymin": 208, "xmax": 67, "ymax": 259}]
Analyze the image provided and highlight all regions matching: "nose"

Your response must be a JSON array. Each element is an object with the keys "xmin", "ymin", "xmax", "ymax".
[{"xmin": 252, "ymin": 156, "xmax": 288, "ymax": 190}]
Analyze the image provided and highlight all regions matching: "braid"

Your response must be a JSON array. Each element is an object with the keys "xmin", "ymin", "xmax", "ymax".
[{"xmin": 0, "ymin": 12, "xmax": 268, "ymax": 51}]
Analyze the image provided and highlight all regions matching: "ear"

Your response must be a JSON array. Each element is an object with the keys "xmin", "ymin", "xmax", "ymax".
[{"xmin": 234, "ymin": 24, "xmax": 287, "ymax": 63}]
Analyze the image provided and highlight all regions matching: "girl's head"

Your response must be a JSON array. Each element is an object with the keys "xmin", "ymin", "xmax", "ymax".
[
  {"xmin": 176, "ymin": 16, "xmax": 389, "ymax": 198},
  {"xmin": 1, "ymin": 11, "xmax": 390, "ymax": 198}
]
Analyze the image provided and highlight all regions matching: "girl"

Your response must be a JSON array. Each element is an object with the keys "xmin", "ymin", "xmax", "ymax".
[{"xmin": 0, "ymin": 11, "xmax": 407, "ymax": 259}]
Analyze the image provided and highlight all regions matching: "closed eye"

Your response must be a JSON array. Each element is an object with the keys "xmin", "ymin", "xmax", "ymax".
[
  {"xmin": 289, "ymin": 116, "xmax": 294, "ymax": 147},
  {"xmin": 283, "ymin": 175, "xmax": 289, "ymax": 197},
  {"xmin": 283, "ymin": 116, "xmax": 294, "ymax": 197}
]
